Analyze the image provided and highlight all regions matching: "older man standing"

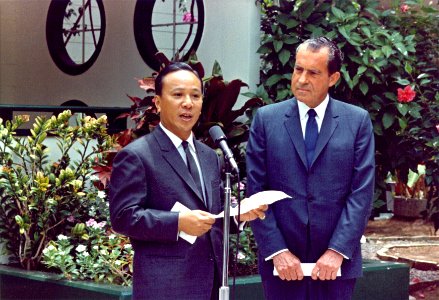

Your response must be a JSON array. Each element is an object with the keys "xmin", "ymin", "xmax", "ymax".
[{"xmin": 246, "ymin": 37, "xmax": 375, "ymax": 300}]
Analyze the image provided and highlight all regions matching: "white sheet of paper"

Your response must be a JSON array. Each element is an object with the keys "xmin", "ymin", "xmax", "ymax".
[
  {"xmin": 171, "ymin": 202, "xmax": 197, "ymax": 244},
  {"xmin": 214, "ymin": 190, "xmax": 291, "ymax": 218},
  {"xmin": 273, "ymin": 263, "xmax": 341, "ymax": 277}
]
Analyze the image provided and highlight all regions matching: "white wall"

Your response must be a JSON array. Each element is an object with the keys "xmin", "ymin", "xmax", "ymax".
[
  {"xmin": 0, "ymin": 0, "xmax": 260, "ymax": 108},
  {"xmin": 198, "ymin": 0, "xmax": 261, "ymax": 106}
]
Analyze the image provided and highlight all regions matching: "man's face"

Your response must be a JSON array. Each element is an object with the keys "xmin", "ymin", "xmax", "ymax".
[
  {"xmin": 291, "ymin": 46, "xmax": 340, "ymax": 108},
  {"xmin": 155, "ymin": 70, "xmax": 203, "ymax": 140}
]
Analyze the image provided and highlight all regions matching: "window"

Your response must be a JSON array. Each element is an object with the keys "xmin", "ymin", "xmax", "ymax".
[
  {"xmin": 46, "ymin": 0, "xmax": 106, "ymax": 75},
  {"xmin": 134, "ymin": 0, "xmax": 205, "ymax": 71}
]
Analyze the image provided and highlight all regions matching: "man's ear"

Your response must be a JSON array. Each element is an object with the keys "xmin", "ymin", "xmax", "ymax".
[
  {"xmin": 154, "ymin": 95, "xmax": 161, "ymax": 113},
  {"xmin": 329, "ymin": 71, "xmax": 341, "ymax": 87}
]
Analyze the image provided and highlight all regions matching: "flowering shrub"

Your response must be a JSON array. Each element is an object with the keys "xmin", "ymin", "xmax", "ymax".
[
  {"xmin": 255, "ymin": 0, "xmax": 438, "ymax": 217},
  {"xmin": 42, "ymin": 218, "xmax": 133, "ymax": 286},
  {"xmin": 0, "ymin": 111, "xmax": 114, "ymax": 270}
]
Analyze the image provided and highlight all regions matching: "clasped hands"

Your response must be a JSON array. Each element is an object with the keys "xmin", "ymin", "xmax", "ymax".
[
  {"xmin": 273, "ymin": 249, "xmax": 343, "ymax": 281},
  {"xmin": 178, "ymin": 204, "xmax": 268, "ymax": 236}
]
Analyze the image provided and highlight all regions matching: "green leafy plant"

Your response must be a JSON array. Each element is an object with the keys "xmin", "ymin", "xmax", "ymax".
[
  {"xmin": 381, "ymin": 0, "xmax": 439, "ymax": 222},
  {"xmin": 254, "ymin": 0, "xmax": 438, "ymax": 217},
  {"xmin": 0, "ymin": 111, "xmax": 113, "ymax": 270},
  {"xmin": 42, "ymin": 218, "xmax": 133, "ymax": 286}
]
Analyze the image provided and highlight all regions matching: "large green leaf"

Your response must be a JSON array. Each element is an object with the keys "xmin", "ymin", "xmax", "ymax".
[
  {"xmin": 394, "ymin": 42, "xmax": 408, "ymax": 56},
  {"xmin": 298, "ymin": 0, "xmax": 315, "ymax": 20},
  {"xmin": 382, "ymin": 113, "xmax": 395, "ymax": 129},
  {"xmin": 359, "ymin": 81, "xmax": 369, "ymax": 95},
  {"xmin": 257, "ymin": 45, "xmax": 271, "ymax": 54},
  {"xmin": 381, "ymin": 45, "xmax": 392, "ymax": 58},
  {"xmin": 396, "ymin": 103, "xmax": 408, "ymax": 116},
  {"xmin": 273, "ymin": 40, "xmax": 283, "ymax": 53},
  {"xmin": 395, "ymin": 78, "xmax": 410, "ymax": 85},
  {"xmin": 404, "ymin": 62, "xmax": 413, "ymax": 74},
  {"xmin": 331, "ymin": 6, "xmax": 345, "ymax": 20},
  {"xmin": 279, "ymin": 49, "xmax": 291, "ymax": 66},
  {"xmin": 266, "ymin": 74, "xmax": 283, "ymax": 87},
  {"xmin": 398, "ymin": 117, "xmax": 407, "ymax": 130},
  {"xmin": 286, "ymin": 19, "xmax": 300, "ymax": 29}
]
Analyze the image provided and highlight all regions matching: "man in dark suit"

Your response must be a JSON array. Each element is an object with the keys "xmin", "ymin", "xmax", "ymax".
[
  {"xmin": 246, "ymin": 37, "xmax": 375, "ymax": 299},
  {"xmin": 109, "ymin": 62, "xmax": 266, "ymax": 300}
]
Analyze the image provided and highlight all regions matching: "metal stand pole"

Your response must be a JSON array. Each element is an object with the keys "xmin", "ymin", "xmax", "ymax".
[{"xmin": 219, "ymin": 166, "xmax": 231, "ymax": 300}]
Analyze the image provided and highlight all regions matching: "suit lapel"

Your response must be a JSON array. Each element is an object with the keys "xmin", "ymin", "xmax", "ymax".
[
  {"xmin": 153, "ymin": 126, "xmax": 206, "ymax": 205},
  {"xmin": 311, "ymin": 98, "xmax": 339, "ymax": 167},
  {"xmin": 284, "ymin": 99, "xmax": 308, "ymax": 169}
]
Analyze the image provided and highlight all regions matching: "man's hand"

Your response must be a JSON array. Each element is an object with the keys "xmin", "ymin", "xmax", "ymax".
[
  {"xmin": 178, "ymin": 210, "xmax": 215, "ymax": 236},
  {"xmin": 273, "ymin": 251, "xmax": 304, "ymax": 281},
  {"xmin": 239, "ymin": 204, "xmax": 268, "ymax": 222},
  {"xmin": 311, "ymin": 249, "xmax": 343, "ymax": 281}
]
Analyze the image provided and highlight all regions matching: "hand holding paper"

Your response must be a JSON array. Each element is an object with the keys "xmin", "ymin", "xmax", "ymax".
[
  {"xmin": 172, "ymin": 202, "xmax": 215, "ymax": 244},
  {"xmin": 273, "ymin": 263, "xmax": 341, "ymax": 277},
  {"xmin": 214, "ymin": 190, "xmax": 291, "ymax": 218}
]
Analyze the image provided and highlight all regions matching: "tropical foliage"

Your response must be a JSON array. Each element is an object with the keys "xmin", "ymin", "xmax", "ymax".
[{"xmin": 0, "ymin": 111, "xmax": 114, "ymax": 270}]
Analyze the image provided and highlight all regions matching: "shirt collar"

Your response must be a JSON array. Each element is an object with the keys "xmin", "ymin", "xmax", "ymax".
[
  {"xmin": 297, "ymin": 95, "xmax": 330, "ymax": 120},
  {"xmin": 159, "ymin": 123, "xmax": 196, "ymax": 151}
]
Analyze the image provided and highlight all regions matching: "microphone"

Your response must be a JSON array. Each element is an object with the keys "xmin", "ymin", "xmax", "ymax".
[{"xmin": 209, "ymin": 125, "xmax": 239, "ymax": 173}]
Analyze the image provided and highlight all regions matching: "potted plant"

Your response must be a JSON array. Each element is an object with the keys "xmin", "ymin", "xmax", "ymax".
[{"xmin": 391, "ymin": 165, "xmax": 429, "ymax": 218}]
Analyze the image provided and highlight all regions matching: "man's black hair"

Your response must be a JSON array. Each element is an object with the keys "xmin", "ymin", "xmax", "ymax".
[
  {"xmin": 155, "ymin": 62, "xmax": 203, "ymax": 95},
  {"xmin": 297, "ymin": 37, "xmax": 344, "ymax": 74}
]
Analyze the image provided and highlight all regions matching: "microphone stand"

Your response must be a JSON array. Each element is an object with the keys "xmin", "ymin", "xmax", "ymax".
[{"xmin": 219, "ymin": 161, "xmax": 231, "ymax": 300}]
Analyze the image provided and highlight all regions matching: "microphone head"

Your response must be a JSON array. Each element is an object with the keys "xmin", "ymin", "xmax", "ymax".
[{"xmin": 208, "ymin": 125, "xmax": 227, "ymax": 144}]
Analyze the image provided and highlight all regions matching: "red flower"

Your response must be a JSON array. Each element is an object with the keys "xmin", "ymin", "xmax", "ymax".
[
  {"xmin": 400, "ymin": 4, "xmax": 409, "ymax": 13},
  {"xmin": 397, "ymin": 85, "xmax": 416, "ymax": 103}
]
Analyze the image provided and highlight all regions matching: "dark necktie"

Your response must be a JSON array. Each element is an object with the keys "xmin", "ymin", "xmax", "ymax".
[
  {"xmin": 182, "ymin": 141, "xmax": 204, "ymax": 201},
  {"xmin": 305, "ymin": 109, "xmax": 318, "ymax": 168}
]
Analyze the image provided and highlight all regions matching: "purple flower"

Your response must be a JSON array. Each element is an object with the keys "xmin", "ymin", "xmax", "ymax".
[{"xmin": 67, "ymin": 215, "xmax": 75, "ymax": 223}]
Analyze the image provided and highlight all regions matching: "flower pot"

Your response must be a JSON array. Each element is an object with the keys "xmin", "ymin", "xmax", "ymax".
[
  {"xmin": 393, "ymin": 196, "xmax": 428, "ymax": 218},
  {"xmin": 0, "ymin": 261, "xmax": 409, "ymax": 300},
  {"xmin": 0, "ymin": 265, "xmax": 132, "ymax": 300}
]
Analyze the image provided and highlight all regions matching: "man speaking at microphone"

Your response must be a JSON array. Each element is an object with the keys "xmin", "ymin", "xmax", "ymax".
[{"xmin": 109, "ymin": 62, "xmax": 267, "ymax": 300}]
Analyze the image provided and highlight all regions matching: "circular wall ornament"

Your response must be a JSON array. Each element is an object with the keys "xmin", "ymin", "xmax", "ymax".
[
  {"xmin": 134, "ymin": 0, "xmax": 205, "ymax": 71},
  {"xmin": 46, "ymin": 0, "xmax": 106, "ymax": 75}
]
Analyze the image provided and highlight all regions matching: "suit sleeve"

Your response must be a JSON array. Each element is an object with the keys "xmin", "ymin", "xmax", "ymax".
[
  {"xmin": 109, "ymin": 148, "xmax": 180, "ymax": 242},
  {"xmin": 328, "ymin": 110, "xmax": 375, "ymax": 258},
  {"xmin": 246, "ymin": 109, "xmax": 289, "ymax": 258}
]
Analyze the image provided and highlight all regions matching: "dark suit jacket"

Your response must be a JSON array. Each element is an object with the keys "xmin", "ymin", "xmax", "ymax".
[
  {"xmin": 246, "ymin": 98, "xmax": 375, "ymax": 298},
  {"xmin": 109, "ymin": 126, "xmax": 223, "ymax": 300}
]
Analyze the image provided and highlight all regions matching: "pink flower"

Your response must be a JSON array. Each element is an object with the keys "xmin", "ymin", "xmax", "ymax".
[
  {"xmin": 96, "ymin": 221, "xmax": 107, "ymax": 229},
  {"xmin": 400, "ymin": 4, "xmax": 409, "ymax": 13},
  {"xmin": 182, "ymin": 12, "xmax": 196, "ymax": 23},
  {"xmin": 67, "ymin": 215, "xmax": 75, "ymax": 223},
  {"xmin": 397, "ymin": 86, "xmax": 416, "ymax": 103},
  {"xmin": 436, "ymin": 124, "xmax": 439, "ymax": 133},
  {"xmin": 86, "ymin": 218, "xmax": 97, "ymax": 227}
]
